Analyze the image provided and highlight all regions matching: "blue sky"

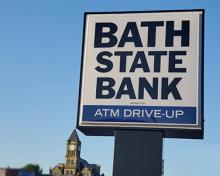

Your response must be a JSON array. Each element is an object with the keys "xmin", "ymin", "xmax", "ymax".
[{"xmin": 0, "ymin": 1, "xmax": 219, "ymax": 176}]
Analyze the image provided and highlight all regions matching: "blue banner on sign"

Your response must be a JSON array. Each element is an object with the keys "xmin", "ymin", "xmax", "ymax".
[{"xmin": 82, "ymin": 105, "xmax": 196, "ymax": 124}]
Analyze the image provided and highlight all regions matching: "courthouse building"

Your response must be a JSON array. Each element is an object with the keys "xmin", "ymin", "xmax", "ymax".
[{"xmin": 50, "ymin": 130, "xmax": 103, "ymax": 176}]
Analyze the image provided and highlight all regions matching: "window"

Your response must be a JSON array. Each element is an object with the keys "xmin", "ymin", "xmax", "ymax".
[{"xmin": 71, "ymin": 160, "xmax": 74, "ymax": 165}]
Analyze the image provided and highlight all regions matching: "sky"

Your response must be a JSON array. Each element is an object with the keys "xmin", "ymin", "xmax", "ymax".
[{"xmin": 0, "ymin": 0, "xmax": 219, "ymax": 176}]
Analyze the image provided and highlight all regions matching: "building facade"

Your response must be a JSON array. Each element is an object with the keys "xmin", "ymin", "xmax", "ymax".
[
  {"xmin": 0, "ymin": 168, "xmax": 20, "ymax": 176},
  {"xmin": 50, "ymin": 130, "xmax": 103, "ymax": 176},
  {"xmin": 0, "ymin": 168, "xmax": 35, "ymax": 176}
]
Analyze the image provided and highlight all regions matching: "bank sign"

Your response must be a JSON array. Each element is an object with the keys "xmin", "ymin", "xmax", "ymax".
[{"xmin": 77, "ymin": 10, "xmax": 204, "ymax": 138}]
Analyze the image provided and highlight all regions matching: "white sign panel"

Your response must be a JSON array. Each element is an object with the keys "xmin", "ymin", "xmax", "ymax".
[{"xmin": 77, "ymin": 10, "xmax": 204, "ymax": 137}]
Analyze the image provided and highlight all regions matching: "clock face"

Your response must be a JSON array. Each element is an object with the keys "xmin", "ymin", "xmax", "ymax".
[{"xmin": 69, "ymin": 145, "xmax": 75, "ymax": 151}]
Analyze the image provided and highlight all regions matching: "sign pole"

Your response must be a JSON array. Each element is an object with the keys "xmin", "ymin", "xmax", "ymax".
[{"xmin": 113, "ymin": 130, "xmax": 163, "ymax": 176}]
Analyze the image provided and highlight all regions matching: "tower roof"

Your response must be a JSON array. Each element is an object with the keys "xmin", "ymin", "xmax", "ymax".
[{"xmin": 67, "ymin": 129, "xmax": 81, "ymax": 143}]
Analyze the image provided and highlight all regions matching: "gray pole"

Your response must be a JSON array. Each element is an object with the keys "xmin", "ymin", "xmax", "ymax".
[{"xmin": 113, "ymin": 130, "xmax": 163, "ymax": 176}]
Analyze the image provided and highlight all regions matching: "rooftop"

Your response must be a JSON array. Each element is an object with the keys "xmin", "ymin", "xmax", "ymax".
[{"xmin": 67, "ymin": 129, "xmax": 81, "ymax": 143}]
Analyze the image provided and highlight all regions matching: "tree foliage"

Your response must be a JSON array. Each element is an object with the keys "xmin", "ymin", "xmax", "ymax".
[{"xmin": 22, "ymin": 163, "xmax": 43, "ymax": 176}]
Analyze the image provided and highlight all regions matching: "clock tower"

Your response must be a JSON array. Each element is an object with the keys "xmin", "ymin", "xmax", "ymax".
[
  {"xmin": 50, "ymin": 129, "xmax": 102, "ymax": 176},
  {"xmin": 64, "ymin": 129, "xmax": 81, "ymax": 175}
]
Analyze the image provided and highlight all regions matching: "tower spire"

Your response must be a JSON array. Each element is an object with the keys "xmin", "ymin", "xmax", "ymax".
[{"xmin": 67, "ymin": 129, "xmax": 81, "ymax": 143}]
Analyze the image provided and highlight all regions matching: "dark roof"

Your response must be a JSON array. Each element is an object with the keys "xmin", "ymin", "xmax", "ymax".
[
  {"xmin": 67, "ymin": 129, "xmax": 81, "ymax": 142},
  {"xmin": 80, "ymin": 158, "xmax": 91, "ymax": 167}
]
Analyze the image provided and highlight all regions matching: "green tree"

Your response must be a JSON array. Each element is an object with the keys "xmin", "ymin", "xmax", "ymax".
[{"xmin": 22, "ymin": 163, "xmax": 43, "ymax": 176}]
